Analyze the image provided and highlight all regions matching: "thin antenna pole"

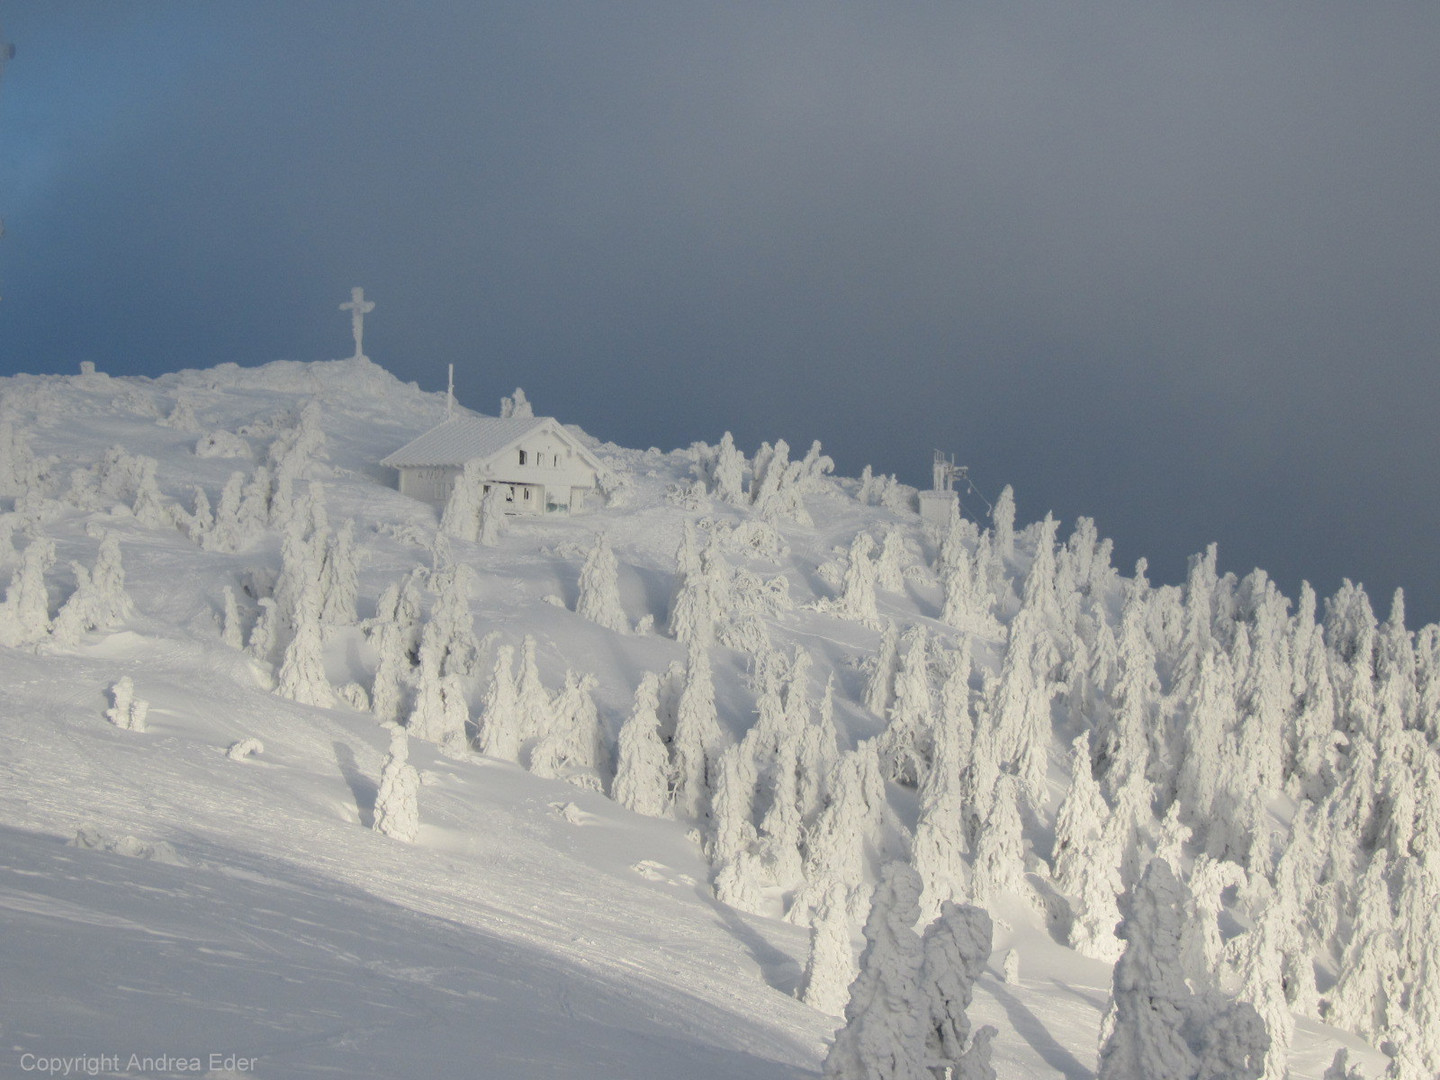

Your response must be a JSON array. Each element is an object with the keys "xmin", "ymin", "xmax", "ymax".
[{"xmin": 447, "ymin": 363, "xmax": 454, "ymax": 419}]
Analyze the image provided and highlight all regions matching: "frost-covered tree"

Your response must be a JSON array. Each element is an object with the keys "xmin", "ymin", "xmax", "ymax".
[
  {"xmin": 0, "ymin": 419, "xmax": 40, "ymax": 497},
  {"xmin": 822, "ymin": 862, "xmax": 927, "ymax": 1080},
  {"xmin": 104, "ymin": 676, "xmax": 149, "ymax": 731},
  {"xmin": 317, "ymin": 519, "xmax": 359, "ymax": 628},
  {"xmin": 990, "ymin": 485, "xmax": 1016, "ymax": 566},
  {"xmin": 1328, "ymin": 852, "xmax": 1399, "ymax": 1042},
  {"xmin": 373, "ymin": 726, "xmax": 420, "ymax": 842},
  {"xmin": 1100, "ymin": 859, "xmax": 1269, "ymax": 1080},
  {"xmin": 500, "ymin": 387, "xmax": 533, "ymax": 418},
  {"xmin": 875, "ymin": 527, "xmax": 908, "ymax": 593},
  {"xmin": 971, "ymin": 773, "xmax": 1026, "ymax": 906},
  {"xmin": 835, "ymin": 532, "xmax": 881, "ymax": 627},
  {"xmin": 476, "ymin": 644, "xmax": 522, "ymax": 761},
  {"xmin": 865, "ymin": 620, "xmax": 902, "ymax": 718},
  {"xmin": 52, "ymin": 533, "xmax": 131, "ymax": 645},
  {"xmin": 576, "ymin": 532, "xmax": 628, "ymax": 633},
  {"xmin": 613, "ymin": 672, "xmax": 671, "ymax": 818},
  {"xmin": 440, "ymin": 460, "xmax": 486, "ymax": 541},
  {"xmin": 669, "ymin": 641, "xmax": 727, "ymax": 819},
  {"xmin": 0, "ymin": 535, "xmax": 55, "ymax": 648},
  {"xmin": 919, "ymin": 902, "xmax": 994, "ymax": 1080},
  {"xmin": 1230, "ymin": 884, "xmax": 1294, "ymax": 1080},
  {"xmin": 221, "ymin": 585, "xmax": 245, "ymax": 650},
  {"xmin": 530, "ymin": 670, "xmax": 608, "ymax": 791},
  {"xmin": 710, "ymin": 741, "xmax": 764, "ymax": 912},
  {"xmin": 913, "ymin": 669, "xmax": 971, "ymax": 920},
  {"xmin": 276, "ymin": 578, "xmax": 334, "ymax": 707},
  {"xmin": 712, "ymin": 431, "xmax": 746, "ymax": 504},
  {"xmin": 1054, "ymin": 734, "xmax": 1124, "ymax": 961},
  {"xmin": 800, "ymin": 881, "xmax": 858, "ymax": 1016},
  {"xmin": 1098, "ymin": 859, "xmax": 1201, "ymax": 1080},
  {"xmin": 790, "ymin": 744, "xmax": 886, "ymax": 926},
  {"xmin": 879, "ymin": 625, "xmax": 933, "ymax": 786}
]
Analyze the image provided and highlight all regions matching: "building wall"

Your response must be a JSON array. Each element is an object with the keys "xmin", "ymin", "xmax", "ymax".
[{"xmin": 398, "ymin": 431, "xmax": 599, "ymax": 514}]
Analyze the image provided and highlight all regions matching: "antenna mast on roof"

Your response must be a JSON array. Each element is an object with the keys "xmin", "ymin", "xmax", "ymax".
[{"xmin": 446, "ymin": 363, "xmax": 455, "ymax": 419}]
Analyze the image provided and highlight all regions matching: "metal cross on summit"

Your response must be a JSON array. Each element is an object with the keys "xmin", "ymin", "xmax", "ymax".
[{"xmin": 340, "ymin": 287, "xmax": 375, "ymax": 361}]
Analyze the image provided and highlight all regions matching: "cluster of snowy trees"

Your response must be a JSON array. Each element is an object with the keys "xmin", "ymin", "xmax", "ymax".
[
  {"xmin": 693, "ymin": 432, "xmax": 834, "ymax": 525},
  {"xmin": 0, "ymin": 530, "xmax": 132, "ymax": 649}
]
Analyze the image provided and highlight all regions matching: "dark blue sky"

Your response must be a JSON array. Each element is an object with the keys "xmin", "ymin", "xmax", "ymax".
[{"xmin": 3, "ymin": 3, "xmax": 1438, "ymax": 625}]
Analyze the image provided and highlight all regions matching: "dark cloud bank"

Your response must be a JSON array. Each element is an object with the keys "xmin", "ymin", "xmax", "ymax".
[{"xmin": 2, "ymin": 3, "xmax": 1437, "ymax": 622}]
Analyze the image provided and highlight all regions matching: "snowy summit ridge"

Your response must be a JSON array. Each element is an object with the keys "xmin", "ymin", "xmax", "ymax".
[{"xmin": 0, "ymin": 356, "xmax": 1428, "ymax": 1079}]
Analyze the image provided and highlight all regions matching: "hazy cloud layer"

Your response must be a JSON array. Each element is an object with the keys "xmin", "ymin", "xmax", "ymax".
[{"xmin": 2, "ymin": 3, "xmax": 1437, "ymax": 621}]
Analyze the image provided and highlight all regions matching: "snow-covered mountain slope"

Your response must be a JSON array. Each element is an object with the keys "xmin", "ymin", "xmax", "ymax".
[{"xmin": 0, "ymin": 358, "xmax": 1415, "ymax": 1078}]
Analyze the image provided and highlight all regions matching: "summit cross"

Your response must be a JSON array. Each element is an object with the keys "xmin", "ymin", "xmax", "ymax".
[{"xmin": 340, "ymin": 287, "xmax": 375, "ymax": 360}]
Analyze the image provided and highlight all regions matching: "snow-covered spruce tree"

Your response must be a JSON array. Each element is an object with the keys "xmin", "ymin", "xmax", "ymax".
[
  {"xmin": 756, "ymin": 720, "xmax": 805, "ymax": 892},
  {"xmin": 105, "ymin": 675, "xmax": 148, "ymax": 732},
  {"xmin": 709, "ymin": 741, "xmax": 765, "ymax": 913},
  {"xmin": 668, "ymin": 521, "xmax": 708, "ymax": 645},
  {"xmin": 711, "ymin": 431, "xmax": 746, "ymax": 504},
  {"xmin": 1099, "ymin": 858, "xmax": 1270, "ymax": 1080},
  {"xmin": 1288, "ymin": 583, "xmax": 1340, "ymax": 800},
  {"xmin": 834, "ymin": 531, "xmax": 881, "ymax": 627},
  {"xmin": 798, "ymin": 674, "xmax": 842, "ymax": 825},
  {"xmin": 0, "ymin": 535, "xmax": 55, "ymax": 648},
  {"xmin": 913, "ymin": 650, "xmax": 972, "ymax": 921},
  {"xmin": 1327, "ymin": 851, "xmax": 1399, "ymax": 1043},
  {"xmin": 875, "ymin": 527, "xmax": 908, "ymax": 593},
  {"xmin": 52, "ymin": 533, "xmax": 132, "ymax": 646},
  {"xmin": 475, "ymin": 644, "xmax": 522, "ymax": 761},
  {"xmin": 1100, "ymin": 858, "xmax": 1206, "ymax": 1080},
  {"xmin": 514, "ymin": 634, "xmax": 553, "ymax": 757},
  {"xmin": 1229, "ymin": 884, "xmax": 1294, "ymax": 1080},
  {"xmin": 1054, "ymin": 733, "xmax": 1124, "ymax": 962},
  {"xmin": 864, "ymin": 619, "xmax": 901, "ymax": 718},
  {"xmin": 440, "ymin": 460, "xmax": 485, "ymax": 542},
  {"xmin": 576, "ymin": 531, "xmax": 628, "ymax": 633},
  {"xmin": 878, "ymin": 624, "xmax": 933, "ymax": 787},
  {"xmin": 749, "ymin": 438, "xmax": 789, "ymax": 517},
  {"xmin": 800, "ymin": 881, "xmax": 858, "ymax": 1016},
  {"xmin": 406, "ymin": 571, "xmax": 479, "ymax": 756},
  {"xmin": 971, "ymin": 772, "xmax": 1026, "ymax": 906},
  {"xmin": 1094, "ymin": 569, "xmax": 1158, "ymax": 805},
  {"xmin": 221, "ymin": 586, "xmax": 245, "ymax": 650},
  {"xmin": 989, "ymin": 485, "xmax": 1016, "ymax": 566},
  {"xmin": 919, "ymin": 901, "xmax": 995, "ymax": 1080},
  {"xmin": 613, "ymin": 672, "xmax": 671, "ymax": 818},
  {"xmin": 530, "ymin": 670, "xmax": 608, "ymax": 791},
  {"xmin": 821, "ymin": 862, "xmax": 927, "ymax": 1080},
  {"xmin": 0, "ymin": 418, "xmax": 40, "ymax": 497},
  {"xmin": 500, "ymin": 387, "xmax": 533, "ymax": 418},
  {"xmin": 275, "ymin": 577, "xmax": 334, "ymax": 707},
  {"xmin": 373, "ymin": 726, "xmax": 420, "ymax": 843},
  {"xmin": 317, "ymin": 519, "xmax": 359, "ymax": 628},
  {"xmin": 669, "ymin": 640, "xmax": 728, "ymax": 820}
]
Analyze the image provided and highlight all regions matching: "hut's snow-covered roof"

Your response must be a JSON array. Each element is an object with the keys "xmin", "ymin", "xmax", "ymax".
[{"xmin": 380, "ymin": 415, "xmax": 601, "ymax": 471}]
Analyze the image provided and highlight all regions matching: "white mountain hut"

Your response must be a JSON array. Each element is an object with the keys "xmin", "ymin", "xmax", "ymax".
[{"xmin": 381, "ymin": 415, "xmax": 604, "ymax": 515}]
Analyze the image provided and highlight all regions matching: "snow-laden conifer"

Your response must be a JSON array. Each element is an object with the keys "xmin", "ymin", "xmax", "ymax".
[
  {"xmin": 799, "ymin": 881, "xmax": 857, "ymax": 1016},
  {"xmin": 499, "ymin": 387, "xmax": 533, "ymax": 418},
  {"xmin": 864, "ymin": 619, "xmax": 901, "ymax": 718},
  {"xmin": 833, "ymin": 531, "xmax": 880, "ymax": 627},
  {"xmin": 711, "ymin": 431, "xmax": 746, "ymax": 504},
  {"xmin": 710, "ymin": 741, "xmax": 764, "ymax": 912},
  {"xmin": 276, "ymin": 578, "xmax": 334, "ymax": 707},
  {"xmin": 919, "ymin": 901, "xmax": 994, "ymax": 1080},
  {"xmin": 475, "ymin": 644, "xmax": 522, "ymax": 761},
  {"xmin": 913, "ymin": 661, "xmax": 971, "ymax": 920},
  {"xmin": 990, "ymin": 485, "xmax": 1016, "ymax": 566},
  {"xmin": 52, "ymin": 533, "xmax": 132, "ymax": 645},
  {"xmin": 373, "ymin": 726, "xmax": 420, "ymax": 843},
  {"xmin": 0, "ymin": 535, "xmax": 55, "ymax": 648},
  {"xmin": 1097, "ymin": 859, "xmax": 1201, "ymax": 1080},
  {"xmin": 530, "ymin": 670, "xmax": 608, "ymax": 791},
  {"xmin": 821, "ymin": 862, "xmax": 927, "ymax": 1080},
  {"xmin": 613, "ymin": 672, "xmax": 671, "ymax": 818},
  {"xmin": 669, "ymin": 641, "xmax": 727, "ymax": 820},
  {"xmin": 971, "ymin": 773, "xmax": 1026, "ymax": 906},
  {"xmin": 220, "ymin": 586, "xmax": 245, "ymax": 650},
  {"xmin": 878, "ymin": 624, "xmax": 933, "ymax": 786},
  {"xmin": 317, "ymin": 519, "xmax": 359, "ymax": 628},
  {"xmin": 576, "ymin": 532, "xmax": 628, "ymax": 633},
  {"xmin": 875, "ymin": 527, "xmax": 908, "ymax": 593}
]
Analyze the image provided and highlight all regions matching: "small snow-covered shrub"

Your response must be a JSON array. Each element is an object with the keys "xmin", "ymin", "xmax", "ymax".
[
  {"xmin": 373, "ymin": 727, "xmax": 420, "ymax": 842},
  {"xmin": 226, "ymin": 738, "xmax": 264, "ymax": 761},
  {"xmin": 105, "ymin": 676, "xmax": 148, "ymax": 732},
  {"xmin": 194, "ymin": 429, "xmax": 251, "ymax": 459},
  {"xmin": 71, "ymin": 826, "xmax": 184, "ymax": 865}
]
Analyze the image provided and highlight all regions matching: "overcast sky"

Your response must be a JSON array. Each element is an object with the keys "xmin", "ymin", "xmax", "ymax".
[{"xmin": 2, "ymin": 3, "xmax": 1437, "ymax": 624}]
